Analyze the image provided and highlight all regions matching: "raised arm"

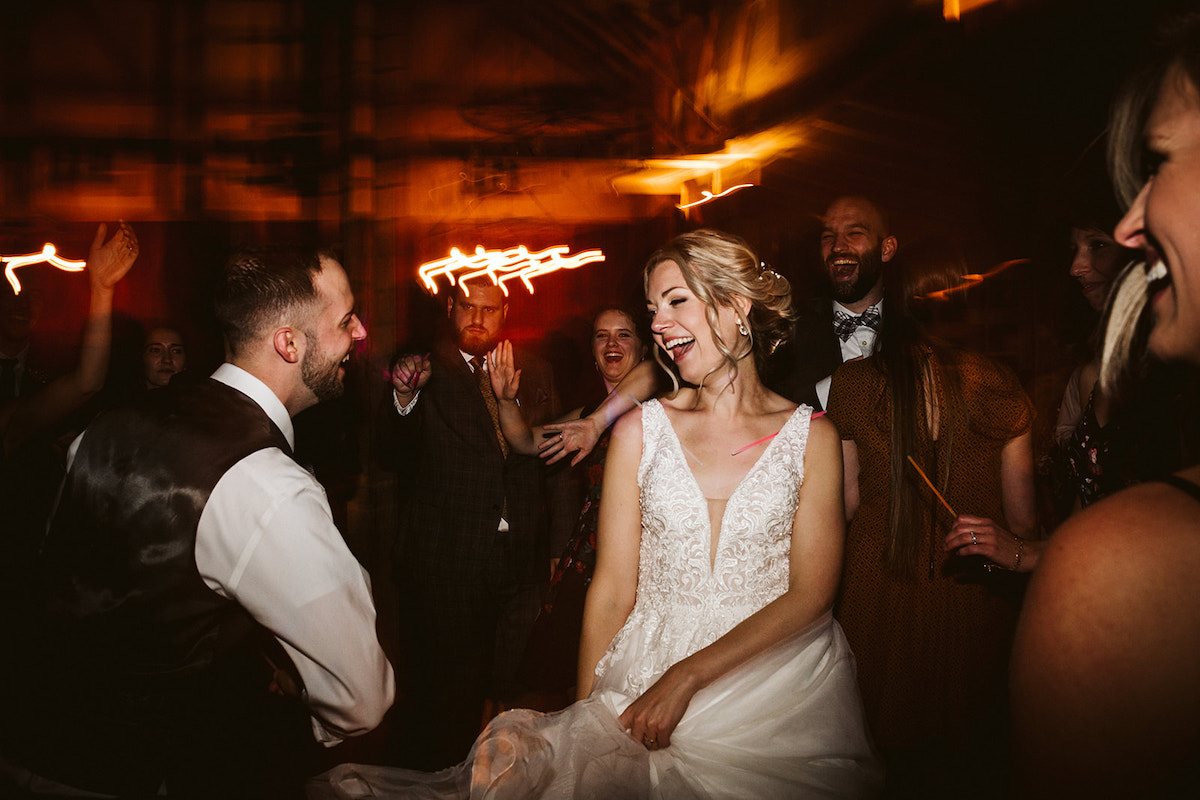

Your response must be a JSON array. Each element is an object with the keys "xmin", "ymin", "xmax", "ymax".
[
  {"xmin": 486, "ymin": 340, "xmax": 585, "ymax": 456},
  {"xmin": 576, "ymin": 407, "xmax": 644, "ymax": 699},
  {"xmin": 388, "ymin": 352, "xmax": 431, "ymax": 411},
  {"xmin": 542, "ymin": 358, "xmax": 661, "ymax": 466},
  {"xmin": 375, "ymin": 352, "xmax": 431, "ymax": 474},
  {"xmin": 618, "ymin": 414, "xmax": 845, "ymax": 748},
  {"xmin": 3, "ymin": 222, "xmax": 137, "ymax": 457}
]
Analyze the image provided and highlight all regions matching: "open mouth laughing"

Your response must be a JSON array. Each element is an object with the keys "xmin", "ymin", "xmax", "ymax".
[
  {"xmin": 1146, "ymin": 258, "xmax": 1171, "ymax": 304},
  {"xmin": 663, "ymin": 335, "xmax": 694, "ymax": 360},
  {"xmin": 603, "ymin": 351, "xmax": 626, "ymax": 365},
  {"xmin": 828, "ymin": 256, "xmax": 859, "ymax": 284}
]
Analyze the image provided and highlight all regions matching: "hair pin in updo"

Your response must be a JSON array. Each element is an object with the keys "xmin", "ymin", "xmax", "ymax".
[{"xmin": 757, "ymin": 261, "xmax": 782, "ymax": 281}]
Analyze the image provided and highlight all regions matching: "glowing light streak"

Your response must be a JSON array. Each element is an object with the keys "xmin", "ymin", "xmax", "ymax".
[
  {"xmin": 419, "ymin": 245, "xmax": 606, "ymax": 296},
  {"xmin": 916, "ymin": 259, "xmax": 1028, "ymax": 301},
  {"xmin": 677, "ymin": 184, "xmax": 755, "ymax": 210},
  {"xmin": 944, "ymin": 0, "xmax": 1004, "ymax": 22},
  {"xmin": 3, "ymin": 244, "xmax": 88, "ymax": 295}
]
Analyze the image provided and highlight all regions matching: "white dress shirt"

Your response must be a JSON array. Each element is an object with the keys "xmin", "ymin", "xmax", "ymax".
[
  {"xmin": 815, "ymin": 301, "xmax": 883, "ymax": 410},
  {"xmin": 71, "ymin": 364, "xmax": 395, "ymax": 747}
]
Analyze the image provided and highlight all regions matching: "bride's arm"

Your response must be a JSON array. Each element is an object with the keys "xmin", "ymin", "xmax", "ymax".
[
  {"xmin": 618, "ymin": 415, "xmax": 845, "ymax": 748},
  {"xmin": 575, "ymin": 408, "xmax": 645, "ymax": 700}
]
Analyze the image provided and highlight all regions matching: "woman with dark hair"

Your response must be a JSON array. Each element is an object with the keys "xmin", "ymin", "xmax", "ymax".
[
  {"xmin": 826, "ymin": 241, "xmax": 1039, "ymax": 794},
  {"xmin": 312, "ymin": 229, "xmax": 881, "ymax": 798},
  {"xmin": 1050, "ymin": 188, "xmax": 1195, "ymax": 515},
  {"xmin": 141, "ymin": 325, "xmax": 188, "ymax": 390},
  {"xmin": 1011, "ymin": 14, "xmax": 1200, "ymax": 798}
]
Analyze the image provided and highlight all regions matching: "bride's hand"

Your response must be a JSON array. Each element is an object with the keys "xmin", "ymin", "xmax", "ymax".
[{"xmin": 617, "ymin": 663, "xmax": 699, "ymax": 750}]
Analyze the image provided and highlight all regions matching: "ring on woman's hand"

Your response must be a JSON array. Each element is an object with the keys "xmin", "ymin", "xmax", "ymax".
[
  {"xmin": 970, "ymin": 531, "xmax": 977, "ymax": 545},
  {"xmin": 643, "ymin": 735, "xmax": 657, "ymax": 749}
]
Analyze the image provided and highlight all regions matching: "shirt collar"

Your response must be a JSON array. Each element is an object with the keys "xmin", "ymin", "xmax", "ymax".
[{"xmin": 210, "ymin": 363, "xmax": 295, "ymax": 449}]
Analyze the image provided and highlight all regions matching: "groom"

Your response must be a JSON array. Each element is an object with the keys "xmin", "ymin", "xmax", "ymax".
[{"xmin": 6, "ymin": 248, "xmax": 393, "ymax": 798}]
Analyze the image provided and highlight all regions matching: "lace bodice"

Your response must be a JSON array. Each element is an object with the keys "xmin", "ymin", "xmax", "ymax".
[{"xmin": 595, "ymin": 399, "xmax": 811, "ymax": 700}]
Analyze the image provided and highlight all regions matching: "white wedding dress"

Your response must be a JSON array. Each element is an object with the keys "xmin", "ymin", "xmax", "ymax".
[{"xmin": 310, "ymin": 400, "xmax": 881, "ymax": 799}]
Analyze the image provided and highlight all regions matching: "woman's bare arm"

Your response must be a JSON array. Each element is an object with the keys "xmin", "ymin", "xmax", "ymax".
[
  {"xmin": 542, "ymin": 359, "xmax": 661, "ymax": 466},
  {"xmin": 575, "ymin": 407, "xmax": 644, "ymax": 699},
  {"xmin": 842, "ymin": 439, "xmax": 860, "ymax": 522},
  {"xmin": 999, "ymin": 429, "xmax": 1037, "ymax": 538},
  {"xmin": 3, "ymin": 223, "xmax": 137, "ymax": 456},
  {"xmin": 945, "ymin": 428, "xmax": 1044, "ymax": 571}
]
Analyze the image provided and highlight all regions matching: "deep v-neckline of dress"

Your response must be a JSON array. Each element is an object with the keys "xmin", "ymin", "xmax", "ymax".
[{"xmin": 655, "ymin": 401, "xmax": 804, "ymax": 572}]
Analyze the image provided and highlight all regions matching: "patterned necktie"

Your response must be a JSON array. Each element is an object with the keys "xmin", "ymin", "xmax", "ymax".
[
  {"xmin": 832, "ymin": 306, "xmax": 882, "ymax": 342},
  {"xmin": 0, "ymin": 358, "xmax": 17, "ymax": 399},
  {"xmin": 471, "ymin": 356, "xmax": 509, "ymax": 458}
]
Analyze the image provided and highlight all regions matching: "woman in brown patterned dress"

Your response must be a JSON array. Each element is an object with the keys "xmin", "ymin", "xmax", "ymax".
[{"xmin": 826, "ymin": 243, "xmax": 1041, "ymax": 796}]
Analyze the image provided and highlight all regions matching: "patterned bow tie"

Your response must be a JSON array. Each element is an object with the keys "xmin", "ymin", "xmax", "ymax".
[{"xmin": 832, "ymin": 306, "xmax": 881, "ymax": 342}]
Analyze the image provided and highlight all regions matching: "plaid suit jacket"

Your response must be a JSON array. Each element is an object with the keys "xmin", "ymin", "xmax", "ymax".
[{"xmin": 378, "ymin": 338, "xmax": 559, "ymax": 585}]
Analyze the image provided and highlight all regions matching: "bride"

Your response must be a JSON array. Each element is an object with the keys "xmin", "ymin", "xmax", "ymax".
[{"xmin": 311, "ymin": 230, "xmax": 881, "ymax": 799}]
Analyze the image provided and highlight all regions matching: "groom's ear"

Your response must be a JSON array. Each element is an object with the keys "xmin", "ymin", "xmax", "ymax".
[{"xmin": 273, "ymin": 327, "xmax": 303, "ymax": 364}]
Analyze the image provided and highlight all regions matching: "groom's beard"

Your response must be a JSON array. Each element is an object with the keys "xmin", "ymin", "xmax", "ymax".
[{"xmin": 828, "ymin": 243, "xmax": 885, "ymax": 305}]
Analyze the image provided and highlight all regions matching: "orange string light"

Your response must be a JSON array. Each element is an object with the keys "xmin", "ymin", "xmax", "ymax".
[
  {"xmin": 3, "ymin": 244, "xmax": 88, "ymax": 294},
  {"xmin": 418, "ymin": 245, "xmax": 605, "ymax": 296}
]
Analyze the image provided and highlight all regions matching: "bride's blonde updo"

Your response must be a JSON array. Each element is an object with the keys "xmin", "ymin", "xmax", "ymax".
[{"xmin": 643, "ymin": 229, "xmax": 795, "ymax": 389}]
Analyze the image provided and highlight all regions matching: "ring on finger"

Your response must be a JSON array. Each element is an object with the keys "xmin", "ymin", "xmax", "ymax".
[{"xmin": 970, "ymin": 531, "xmax": 977, "ymax": 545}]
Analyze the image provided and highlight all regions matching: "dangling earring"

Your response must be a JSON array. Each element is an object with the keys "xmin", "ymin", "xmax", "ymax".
[{"xmin": 736, "ymin": 317, "xmax": 749, "ymax": 337}]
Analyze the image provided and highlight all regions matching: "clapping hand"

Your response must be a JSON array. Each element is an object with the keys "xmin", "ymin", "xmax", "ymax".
[{"xmin": 488, "ymin": 340, "xmax": 521, "ymax": 402}]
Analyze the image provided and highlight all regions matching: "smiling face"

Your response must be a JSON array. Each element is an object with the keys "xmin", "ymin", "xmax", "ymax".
[
  {"xmin": 450, "ymin": 281, "xmax": 507, "ymax": 356},
  {"xmin": 301, "ymin": 257, "xmax": 367, "ymax": 403},
  {"xmin": 646, "ymin": 260, "xmax": 740, "ymax": 385},
  {"xmin": 1069, "ymin": 226, "xmax": 1130, "ymax": 311},
  {"xmin": 1114, "ymin": 67, "xmax": 1200, "ymax": 366},
  {"xmin": 591, "ymin": 309, "xmax": 645, "ymax": 388},
  {"xmin": 820, "ymin": 196, "xmax": 896, "ymax": 311},
  {"xmin": 142, "ymin": 327, "xmax": 186, "ymax": 388}
]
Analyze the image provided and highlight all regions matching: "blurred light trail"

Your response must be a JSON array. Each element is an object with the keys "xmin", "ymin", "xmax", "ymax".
[
  {"xmin": 419, "ymin": 245, "xmax": 606, "ymax": 297},
  {"xmin": 3, "ymin": 244, "xmax": 87, "ymax": 294},
  {"xmin": 677, "ymin": 184, "xmax": 755, "ymax": 210}
]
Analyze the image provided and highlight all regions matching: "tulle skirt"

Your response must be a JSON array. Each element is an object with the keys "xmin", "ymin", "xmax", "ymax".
[{"xmin": 308, "ymin": 614, "xmax": 881, "ymax": 799}]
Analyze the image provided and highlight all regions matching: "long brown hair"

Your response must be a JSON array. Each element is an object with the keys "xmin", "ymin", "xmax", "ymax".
[{"xmin": 875, "ymin": 242, "xmax": 972, "ymax": 577}]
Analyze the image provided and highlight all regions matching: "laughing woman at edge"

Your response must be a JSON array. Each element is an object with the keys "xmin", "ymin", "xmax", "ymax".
[{"xmin": 1010, "ymin": 14, "xmax": 1200, "ymax": 799}]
